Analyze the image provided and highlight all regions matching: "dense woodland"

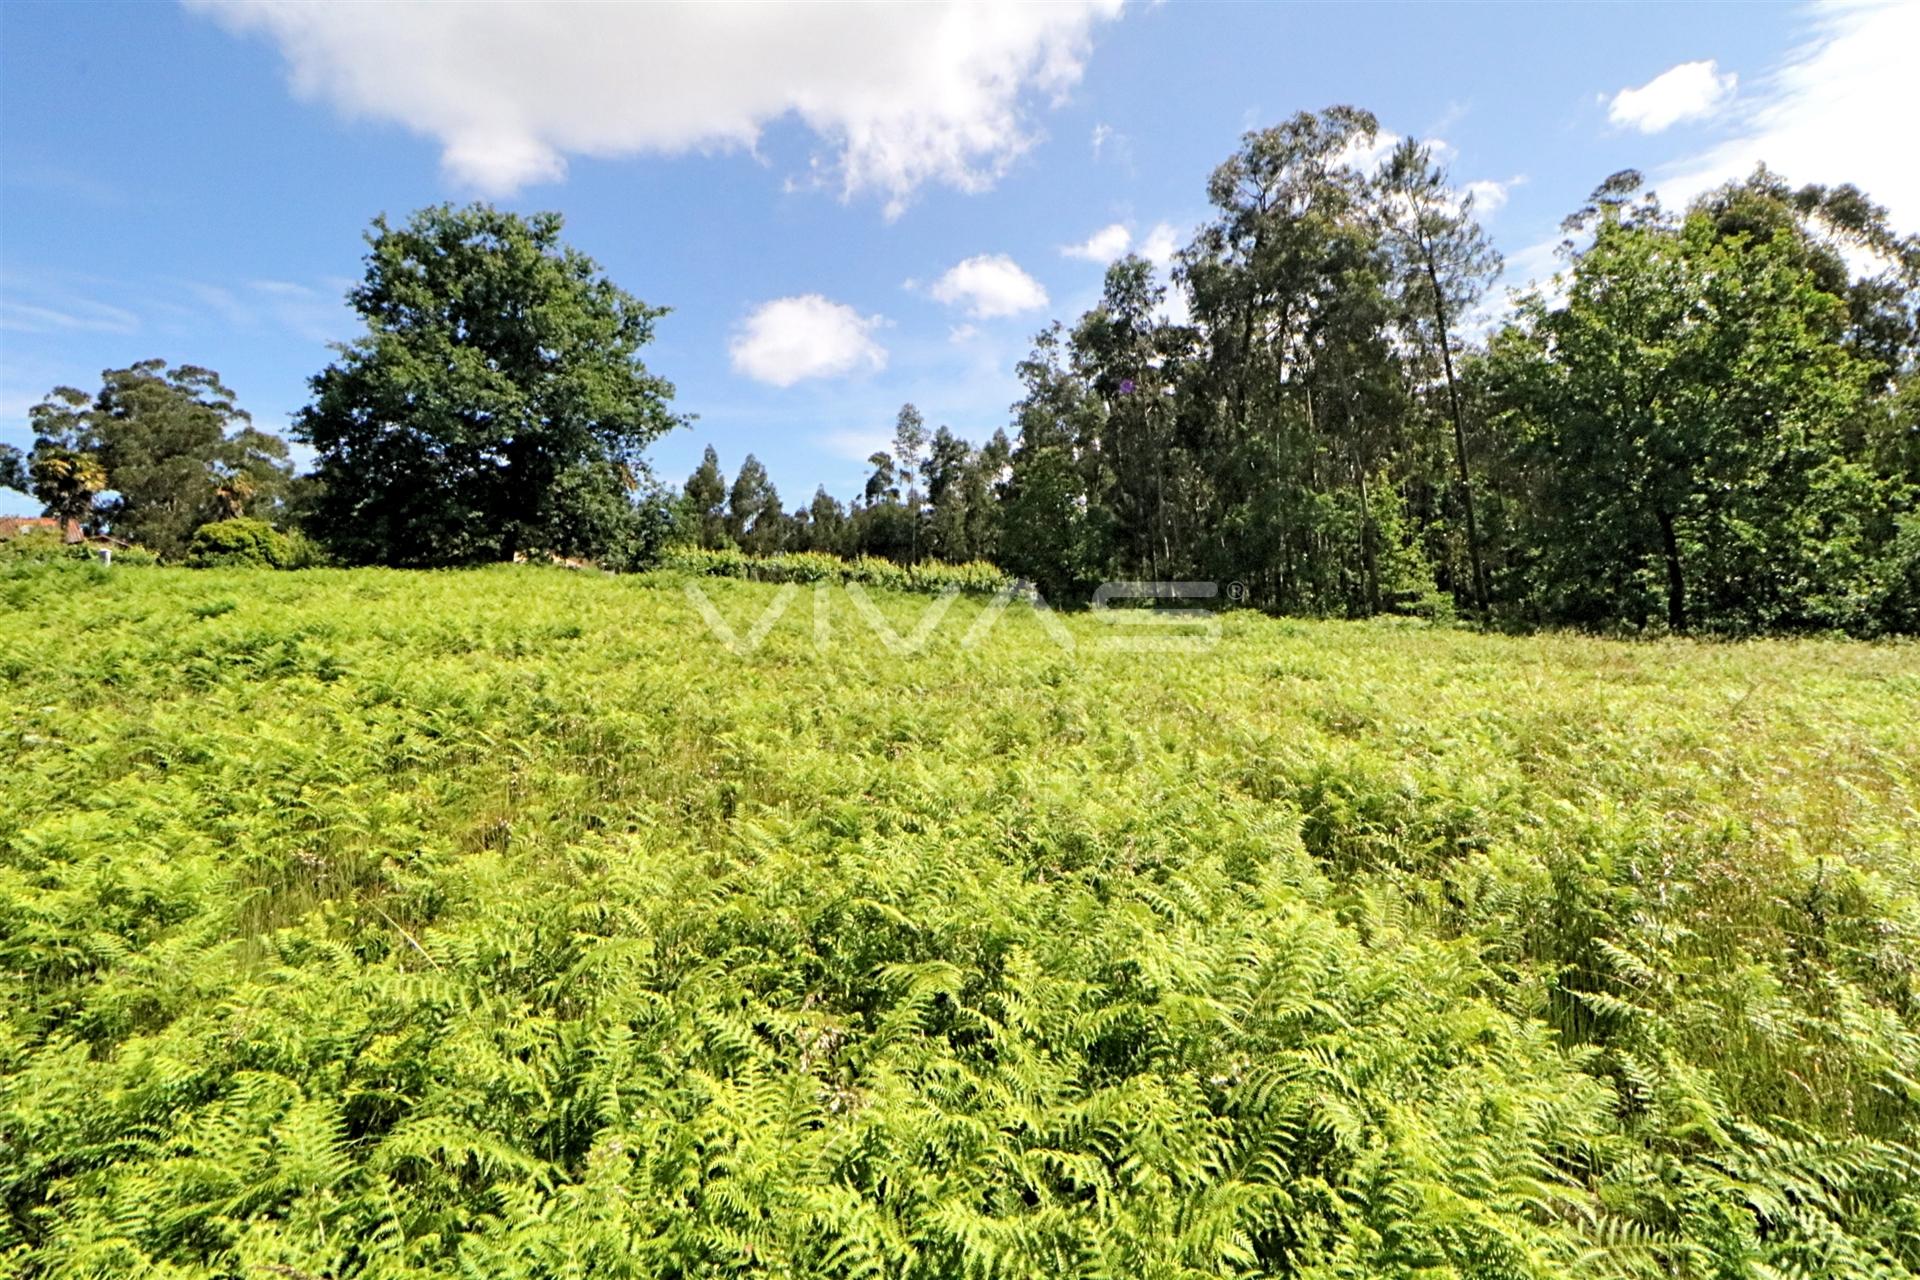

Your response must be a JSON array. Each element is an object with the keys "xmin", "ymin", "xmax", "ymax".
[{"xmin": 6, "ymin": 107, "xmax": 1917, "ymax": 634}]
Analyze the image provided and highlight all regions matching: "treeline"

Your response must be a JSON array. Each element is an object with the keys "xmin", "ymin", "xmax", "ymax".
[
  {"xmin": 672, "ymin": 405, "xmax": 1010, "ymax": 566},
  {"xmin": 6, "ymin": 106, "xmax": 1916, "ymax": 634},
  {"xmin": 681, "ymin": 110, "xmax": 1919, "ymax": 635}
]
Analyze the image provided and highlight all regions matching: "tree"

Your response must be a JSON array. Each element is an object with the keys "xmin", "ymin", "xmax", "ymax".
[
  {"xmin": 726, "ymin": 453, "xmax": 786, "ymax": 554},
  {"xmin": 298, "ymin": 203, "xmax": 682, "ymax": 566},
  {"xmin": 1486, "ymin": 180, "xmax": 1876, "ymax": 632},
  {"xmin": 923, "ymin": 426, "xmax": 976, "ymax": 562},
  {"xmin": 684, "ymin": 446, "xmax": 730, "ymax": 548},
  {"xmin": 863, "ymin": 451, "xmax": 897, "ymax": 507},
  {"xmin": 1375, "ymin": 138, "xmax": 1502, "ymax": 614},
  {"xmin": 0, "ymin": 444, "xmax": 25, "ymax": 495},
  {"xmin": 891, "ymin": 404, "xmax": 929, "ymax": 559},
  {"xmin": 16, "ymin": 363, "xmax": 293, "ymax": 557},
  {"xmin": 92, "ymin": 361, "xmax": 290, "ymax": 557},
  {"xmin": 1000, "ymin": 328, "xmax": 1108, "ymax": 599},
  {"xmin": 29, "ymin": 449, "xmax": 106, "ymax": 543},
  {"xmin": 805, "ymin": 487, "xmax": 848, "ymax": 554}
]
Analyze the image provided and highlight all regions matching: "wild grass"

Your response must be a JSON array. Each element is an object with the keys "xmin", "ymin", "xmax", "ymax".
[{"xmin": 1, "ymin": 560, "xmax": 1915, "ymax": 1278}]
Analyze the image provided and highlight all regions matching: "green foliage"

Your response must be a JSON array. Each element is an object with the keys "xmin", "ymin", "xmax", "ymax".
[
  {"xmin": 184, "ymin": 518, "xmax": 324, "ymax": 569},
  {"xmin": 1, "ymin": 567, "xmax": 1914, "ymax": 1277},
  {"xmin": 0, "ymin": 530, "xmax": 159, "ymax": 568},
  {"xmin": 297, "ymin": 203, "xmax": 683, "ymax": 567},
  {"xmin": 0, "ymin": 443, "xmax": 26, "ymax": 494},
  {"xmin": 20, "ymin": 361, "xmax": 294, "ymax": 559},
  {"xmin": 1486, "ymin": 185, "xmax": 1899, "ymax": 634},
  {"xmin": 0, "ymin": 528, "xmax": 94, "ymax": 565},
  {"xmin": 662, "ymin": 546, "xmax": 1011, "ymax": 595}
]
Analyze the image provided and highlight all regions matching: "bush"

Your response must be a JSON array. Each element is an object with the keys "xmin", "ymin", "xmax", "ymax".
[
  {"xmin": 0, "ymin": 529, "xmax": 90, "ymax": 564},
  {"xmin": 658, "ymin": 546, "xmax": 1012, "ymax": 595},
  {"xmin": 0, "ymin": 529, "xmax": 158, "ymax": 566},
  {"xmin": 185, "ymin": 518, "xmax": 307, "ymax": 568}
]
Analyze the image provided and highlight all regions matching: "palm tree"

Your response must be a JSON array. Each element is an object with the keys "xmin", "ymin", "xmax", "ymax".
[{"xmin": 30, "ymin": 448, "xmax": 107, "ymax": 542}]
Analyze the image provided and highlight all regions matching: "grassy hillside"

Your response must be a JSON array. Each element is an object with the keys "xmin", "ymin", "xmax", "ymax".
[{"xmin": 2, "ymin": 562, "xmax": 1917, "ymax": 1279}]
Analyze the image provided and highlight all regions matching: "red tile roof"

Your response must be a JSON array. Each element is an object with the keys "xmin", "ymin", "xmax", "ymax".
[{"xmin": 0, "ymin": 516, "xmax": 63, "ymax": 540}]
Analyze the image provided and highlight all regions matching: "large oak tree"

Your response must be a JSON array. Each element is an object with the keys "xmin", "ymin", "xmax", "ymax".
[{"xmin": 299, "ymin": 204, "xmax": 682, "ymax": 566}]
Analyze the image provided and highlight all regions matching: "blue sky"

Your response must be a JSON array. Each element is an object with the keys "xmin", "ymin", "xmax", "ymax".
[{"xmin": 3, "ymin": 0, "xmax": 1914, "ymax": 518}]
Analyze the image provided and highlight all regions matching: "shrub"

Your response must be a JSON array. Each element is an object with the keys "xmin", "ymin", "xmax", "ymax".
[
  {"xmin": 658, "ymin": 546, "xmax": 1013, "ymax": 596},
  {"xmin": 185, "ymin": 518, "xmax": 298, "ymax": 568},
  {"xmin": 0, "ymin": 528, "xmax": 90, "ymax": 564},
  {"xmin": 0, "ymin": 529, "xmax": 158, "ymax": 566}
]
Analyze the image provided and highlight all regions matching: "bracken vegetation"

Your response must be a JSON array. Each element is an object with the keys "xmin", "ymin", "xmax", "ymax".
[{"xmin": 3, "ymin": 560, "xmax": 1915, "ymax": 1278}]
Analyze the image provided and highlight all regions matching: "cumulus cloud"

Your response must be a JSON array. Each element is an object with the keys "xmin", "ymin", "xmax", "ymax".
[
  {"xmin": 1062, "ymin": 222, "xmax": 1133, "ymax": 262},
  {"xmin": 929, "ymin": 254, "xmax": 1049, "ymax": 318},
  {"xmin": 1463, "ymin": 176, "xmax": 1525, "ymax": 216},
  {"xmin": 729, "ymin": 295, "xmax": 887, "ymax": 387},
  {"xmin": 1138, "ymin": 222, "xmax": 1181, "ymax": 268},
  {"xmin": 1652, "ymin": 2, "xmax": 1919, "ymax": 230},
  {"xmin": 1608, "ymin": 59, "xmax": 1737, "ymax": 133},
  {"xmin": 187, "ymin": 0, "xmax": 1123, "ymax": 212}
]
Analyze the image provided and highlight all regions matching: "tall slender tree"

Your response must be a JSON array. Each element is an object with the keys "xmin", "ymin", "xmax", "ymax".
[{"xmin": 1375, "ymin": 138, "xmax": 1501, "ymax": 614}]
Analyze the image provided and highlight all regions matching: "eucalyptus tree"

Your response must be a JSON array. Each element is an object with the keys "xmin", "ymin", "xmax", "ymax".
[
  {"xmin": 1001, "ymin": 325, "xmax": 1109, "ymax": 598},
  {"xmin": 1071, "ymin": 256, "xmax": 1177, "ymax": 580},
  {"xmin": 15, "ymin": 363, "xmax": 289, "ymax": 555},
  {"xmin": 1375, "ymin": 138, "xmax": 1501, "ymax": 614},
  {"xmin": 683, "ymin": 446, "xmax": 730, "ymax": 549},
  {"xmin": 726, "ymin": 453, "xmax": 787, "ymax": 554},
  {"xmin": 922, "ymin": 425, "xmax": 976, "ymax": 562},
  {"xmin": 92, "ymin": 361, "xmax": 291, "ymax": 556},
  {"xmin": 891, "ymin": 403, "xmax": 929, "ymax": 559},
  {"xmin": 0, "ymin": 444, "xmax": 24, "ymax": 496},
  {"xmin": 1180, "ymin": 106, "xmax": 1406, "ymax": 610}
]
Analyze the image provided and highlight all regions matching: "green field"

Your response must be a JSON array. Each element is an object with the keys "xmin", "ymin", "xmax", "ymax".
[{"xmin": 3, "ymin": 563, "xmax": 1917, "ymax": 1278}]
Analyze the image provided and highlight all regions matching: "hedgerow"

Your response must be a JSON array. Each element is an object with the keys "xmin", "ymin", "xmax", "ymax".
[
  {"xmin": 660, "ymin": 546, "xmax": 1012, "ymax": 595},
  {"xmin": 0, "ymin": 563, "xmax": 1914, "ymax": 1278}
]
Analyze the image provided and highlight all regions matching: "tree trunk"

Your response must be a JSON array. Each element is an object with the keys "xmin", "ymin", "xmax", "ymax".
[
  {"xmin": 1425, "ymin": 254, "xmax": 1489, "ymax": 617},
  {"xmin": 1355, "ymin": 458, "xmax": 1379, "ymax": 617},
  {"xmin": 1656, "ymin": 508, "xmax": 1687, "ymax": 632}
]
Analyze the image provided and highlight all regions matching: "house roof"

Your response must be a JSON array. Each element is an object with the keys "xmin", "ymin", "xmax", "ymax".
[{"xmin": 0, "ymin": 516, "xmax": 63, "ymax": 540}]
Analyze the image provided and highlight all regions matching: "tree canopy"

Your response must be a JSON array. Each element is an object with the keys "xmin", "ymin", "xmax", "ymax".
[
  {"xmin": 298, "ymin": 203, "xmax": 683, "ymax": 567},
  {"xmin": 15, "ymin": 361, "xmax": 291, "ymax": 555}
]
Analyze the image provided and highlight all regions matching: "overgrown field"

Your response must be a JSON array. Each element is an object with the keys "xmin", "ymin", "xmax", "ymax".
[{"xmin": 2, "ymin": 562, "xmax": 1917, "ymax": 1279}]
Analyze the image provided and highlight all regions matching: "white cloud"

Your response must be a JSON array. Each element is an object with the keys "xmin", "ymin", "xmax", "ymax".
[
  {"xmin": 1652, "ymin": 2, "xmax": 1919, "ymax": 231},
  {"xmin": 948, "ymin": 323, "xmax": 981, "ymax": 344},
  {"xmin": 1089, "ymin": 121, "xmax": 1133, "ymax": 169},
  {"xmin": 188, "ymin": 0, "xmax": 1123, "ymax": 213},
  {"xmin": 929, "ymin": 254, "xmax": 1049, "ymax": 318},
  {"xmin": 1463, "ymin": 176, "xmax": 1525, "ymax": 216},
  {"xmin": 1062, "ymin": 222, "xmax": 1132, "ymax": 262},
  {"xmin": 0, "ymin": 296, "xmax": 139, "ymax": 335},
  {"xmin": 1335, "ymin": 128, "xmax": 1402, "ymax": 174},
  {"xmin": 729, "ymin": 295, "xmax": 887, "ymax": 387},
  {"xmin": 1608, "ymin": 59, "xmax": 1737, "ymax": 133},
  {"xmin": 248, "ymin": 279, "xmax": 316, "ymax": 298},
  {"xmin": 1138, "ymin": 221, "xmax": 1181, "ymax": 268}
]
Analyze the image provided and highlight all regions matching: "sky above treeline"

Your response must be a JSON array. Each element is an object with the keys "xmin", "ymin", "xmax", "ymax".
[{"xmin": 2, "ymin": 0, "xmax": 1915, "ymax": 517}]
